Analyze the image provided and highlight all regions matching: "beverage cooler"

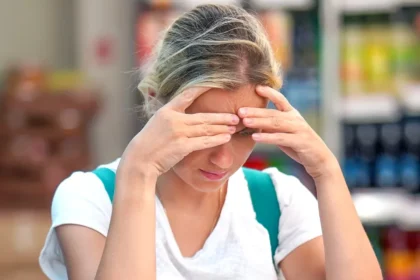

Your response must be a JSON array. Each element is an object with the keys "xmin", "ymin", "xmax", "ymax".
[{"xmin": 339, "ymin": 1, "xmax": 420, "ymax": 279}]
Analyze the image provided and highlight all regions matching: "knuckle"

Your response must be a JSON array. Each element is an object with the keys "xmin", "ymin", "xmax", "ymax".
[
  {"xmin": 285, "ymin": 117, "xmax": 294, "ymax": 125},
  {"xmin": 203, "ymin": 124, "xmax": 212, "ymax": 136},
  {"xmin": 202, "ymin": 136, "xmax": 211, "ymax": 147},
  {"xmin": 272, "ymin": 117, "xmax": 282, "ymax": 128},
  {"xmin": 293, "ymin": 109, "xmax": 303, "ymax": 119}
]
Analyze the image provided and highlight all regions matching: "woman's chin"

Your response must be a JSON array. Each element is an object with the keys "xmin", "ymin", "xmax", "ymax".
[{"xmin": 189, "ymin": 174, "xmax": 229, "ymax": 193}]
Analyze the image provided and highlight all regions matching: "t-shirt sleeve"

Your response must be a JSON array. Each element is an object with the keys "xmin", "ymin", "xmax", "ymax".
[
  {"xmin": 39, "ymin": 171, "xmax": 112, "ymax": 280},
  {"xmin": 263, "ymin": 167, "xmax": 323, "ymax": 267},
  {"xmin": 50, "ymin": 171, "xmax": 112, "ymax": 235}
]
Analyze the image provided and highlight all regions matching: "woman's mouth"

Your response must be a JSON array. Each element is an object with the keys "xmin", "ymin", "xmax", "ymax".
[{"xmin": 199, "ymin": 169, "xmax": 228, "ymax": 181}]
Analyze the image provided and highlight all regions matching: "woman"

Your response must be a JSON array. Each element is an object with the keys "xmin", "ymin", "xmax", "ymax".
[{"xmin": 39, "ymin": 4, "xmax": 382, "ymax": 280}]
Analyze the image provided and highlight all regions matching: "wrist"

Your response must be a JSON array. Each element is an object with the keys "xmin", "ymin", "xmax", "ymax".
[
  {"xmin": 115, "ymin": 167, "xmax": 158, "ymax": 204},
  {"xmin": 117, "ymin": 160, "xmax": 158, "ymax": 187},
  {"xmin": 312, "ymin": 156, "xmax": 343, "ymax": 185}
]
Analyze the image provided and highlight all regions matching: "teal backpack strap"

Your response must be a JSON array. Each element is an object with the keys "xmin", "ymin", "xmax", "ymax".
[
  {"xmin": 92, "ymin": 167, "xmax": 116, "ymax": 203},
  {"xmin": 243, "ymin": 167, "xmax": 281, "ymax": 261}
]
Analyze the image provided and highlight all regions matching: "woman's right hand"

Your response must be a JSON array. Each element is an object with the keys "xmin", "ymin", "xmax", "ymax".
[{"xmin": 119, "ymin": 87, "xmax": 239, "ymax": 179}]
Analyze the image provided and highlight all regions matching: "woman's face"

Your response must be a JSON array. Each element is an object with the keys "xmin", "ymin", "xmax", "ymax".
[{"xmin": 172, "ymin": 84, "xmax": 268, "ymax": 192}]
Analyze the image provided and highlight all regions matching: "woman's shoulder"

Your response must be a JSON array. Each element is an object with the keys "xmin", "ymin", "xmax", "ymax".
[
  {"xmin": 54, "ymin": 157, "xmax": 121, "ymax": 201},
  {"xmin": 259, "ymin": 167, "xmax": 322, "ymax": 265},
  {"xmin": 50, "ymin": 159, "xmax": 120, "ymax": 232},
  {"xmin": 260, "ymin": 167, "xmax": 315, "ymax": 207},
  {"xmin": 39, "ymin": 159, "xmax": 119, "ymax": 279}
]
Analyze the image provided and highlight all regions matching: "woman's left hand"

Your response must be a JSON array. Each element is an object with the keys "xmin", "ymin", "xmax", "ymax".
[{"xmin": 238, "ymin": 85, "xmax": 337, "ymax": 180}]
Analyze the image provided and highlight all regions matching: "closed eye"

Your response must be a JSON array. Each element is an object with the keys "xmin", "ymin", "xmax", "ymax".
[{"xmin": 237, "ymin": 128, "xmax": 256, "ymax": 136}]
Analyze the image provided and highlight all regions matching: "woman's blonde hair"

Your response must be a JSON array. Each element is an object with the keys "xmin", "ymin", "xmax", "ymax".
[{"xmin": 138, "ymin": 4, "xmax": 282, "ymax": 118}]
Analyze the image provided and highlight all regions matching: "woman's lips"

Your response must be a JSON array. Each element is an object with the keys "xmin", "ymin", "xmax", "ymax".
[{"xmin": 199, "ymin": 169, "xmax": 227, "ymax": 181}]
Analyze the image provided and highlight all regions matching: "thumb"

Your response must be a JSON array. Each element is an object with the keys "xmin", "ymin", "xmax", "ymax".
[{"xmin": 166, "ymin": 87, "xmax": 211, "ymax": 112}]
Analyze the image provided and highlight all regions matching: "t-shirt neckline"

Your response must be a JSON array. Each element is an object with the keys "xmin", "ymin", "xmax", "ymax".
[{"xmin": 155, "ymin": 175, "xmax": 235, "ymax": 261}]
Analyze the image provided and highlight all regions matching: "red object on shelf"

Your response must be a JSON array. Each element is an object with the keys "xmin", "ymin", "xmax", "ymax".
[{"xmin": 243, "ymin": 156, "xmax": 269, "ymax": 171}]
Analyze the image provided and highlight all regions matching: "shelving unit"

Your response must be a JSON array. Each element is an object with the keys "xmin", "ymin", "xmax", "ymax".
[
  {"xmin": 338, "ymin": 0, "xmax": 397, "ymax": 14},
  {"xmin": 323, "ymin": 0, "xmax": 420, "ymax": 228},
  {"xmin": 250, "ymin": 0, "xmax": 314, "ymax": 10}
]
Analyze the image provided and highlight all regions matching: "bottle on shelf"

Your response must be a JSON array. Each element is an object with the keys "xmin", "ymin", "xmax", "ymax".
[
  {"xmin": 363, "ymin": 13, "xmax": 394, "ymax": 96},
  {"xmin": 341, "ymin": 14, "xmax": 366, "ymax": 96}
]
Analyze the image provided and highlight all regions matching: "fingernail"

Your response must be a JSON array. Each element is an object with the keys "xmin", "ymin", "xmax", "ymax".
[
  {"xmin": 239, "ymin": 108, "xmax": 247, "ymax": 116},
  {"xmin": 244, "ymin": 118, "xmax": 252, "ymax": 124},
  {"xmin": 252, "ymin": 133, "xmax": 261, "ymax": 140},
  {"xmin": 228, "ymin": 126, "xmax": 236, "ymax": 133},
  {"xmin": 232, "ymin": 115, "xmax": 240, "ymax": 123},
  {"xmin": 225, "ymin": 134, "xmax": 232, "ymax": 141}
]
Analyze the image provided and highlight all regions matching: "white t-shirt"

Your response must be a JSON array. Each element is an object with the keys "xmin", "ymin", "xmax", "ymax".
[{"xmin": 39, "ymin": 158, "xmax": 322, "ymax": 280}]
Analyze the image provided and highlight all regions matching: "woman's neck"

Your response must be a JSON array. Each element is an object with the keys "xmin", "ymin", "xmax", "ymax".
[{"xmin": 156, "ymin": 169, "xmax": 225, "ymax": 213}]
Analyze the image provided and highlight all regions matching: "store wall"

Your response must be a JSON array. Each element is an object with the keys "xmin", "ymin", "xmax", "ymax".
[
  {"xmin": 0, "ymin": 0, "xmax": 138, "ymax": 164},
  {"xmin": 75, "ymin": 0, "xmax": 137, "ymax": 164},
  {"xmin": 0, "ymin": 0, "xmax": 75, "ymax": 70}
]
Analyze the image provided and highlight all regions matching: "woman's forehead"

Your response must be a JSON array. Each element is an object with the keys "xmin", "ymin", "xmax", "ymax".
[{"xmin": 186, "ymin": 85, "xmax": 267, "ymax": 114}]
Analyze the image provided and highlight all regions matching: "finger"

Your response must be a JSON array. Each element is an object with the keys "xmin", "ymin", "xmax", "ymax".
[
  {"xmin": 243, "ymin": 116, "xmax": 298, "ymax": 133},
  {"xmin": 252, "ymin": 132, "xmax": 299, "ymax": 147},
  {"xmin": 256, "ymin": 85, "xmax": 293, "ymax": 112},
  {"xmin": 238, "ymin": 107, "xmax": 279, "ymax": 119},
  {"xmin": 184, "ymin": 113, "xmax": 240, "ymax": 125},
  {"xmin": 186, "ymin": 124, "xmax": 236, "ymax": 137},
  {"xmin": 166, "ymin": 87, "xmax": 211, "ymax": 112},
  {"xmin": 187, "ymin": 134, "xmax": 231, "ymax": 151}
]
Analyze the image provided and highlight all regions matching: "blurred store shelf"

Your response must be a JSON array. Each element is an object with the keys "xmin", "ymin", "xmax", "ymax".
[
  {"xmin": 352, "ymin": 188, "xmax": 420, "ymax": 229},
  {"xmin": 342, "ymin": 95, "xmax": 402, "ymax": 124},
  {"xmin": 175, "ymin": 0, "xmax": 241, "ymax": 9},
  {"xmin": 352, "ymin": 188, "xmax": 407, "ymax": 225},
  {"xmin": 340, "ymin": 88, "xmax": 420, "ymax": 128},
  {"xmin": 398, "ymin": 196, "xmax": 420, "ymax": 230},
  {"xmin": 402, "ymin": 85, "xmax": 420, "ymax": 116},
  {"xmin": 337, "ymin": 0, "xmax": 420, "ymax": 13},
  {"xmin": 401, "ymin": 0, "xmax": 420, "ymax": 5},
  {"xmin": 164, "ymin": 0, "xmax": 314, "ymax": 10},
  {"xmin": 0, "ymin": 66, "xmax": 100, "ymax": 211},
  {"xmin": 339, "ymin": 0, "xmax": 396, "ymax": 13},
  {"xmin": 251, "ymin": 0, "xmax": 314, "ymax": 10}
]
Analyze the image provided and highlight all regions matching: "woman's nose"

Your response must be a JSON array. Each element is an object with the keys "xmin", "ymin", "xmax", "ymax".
[{"xmin": 209, "ymin": 142, "xmax": 234, "ymax": 169}]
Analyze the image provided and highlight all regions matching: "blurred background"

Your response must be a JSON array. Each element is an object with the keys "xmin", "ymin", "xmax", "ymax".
[{"xmin": 0, "ymin": 0, "xmax": 419, "ymax": 279}]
